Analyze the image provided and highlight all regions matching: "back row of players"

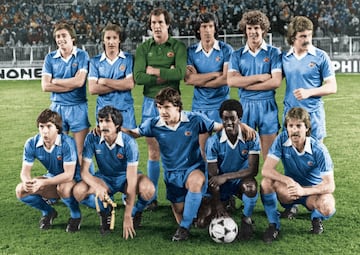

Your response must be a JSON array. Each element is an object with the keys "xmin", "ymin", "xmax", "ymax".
[{"xmin": 15, "ymin": 8, "xmax": 336, "ymax": 243}]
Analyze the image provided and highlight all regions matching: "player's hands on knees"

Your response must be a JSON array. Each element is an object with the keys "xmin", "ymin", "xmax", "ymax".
[
  {"xmin": 209, "ymin": 175, "xmax": 227, "ymax": 188},
  {"xmin": 123, "ymin": 215, "xmax": 136, "ymax": 240}
]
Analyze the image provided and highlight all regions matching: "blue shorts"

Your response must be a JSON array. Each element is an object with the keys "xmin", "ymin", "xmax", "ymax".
[
  {"xmin": 94, "ymin": 172, "xmax": 127, "ymax": 195},
  {"xmin": 240, "ymin": 98, "xmax": 280, "ymax": 135},
  {"xmin": 283, "ymin": 106, "xmax": 326, "ymax": 140},
  {"xmin": 96, "ymin": 105, "xmax": 136, "ymax": 129},
  {"xmin": 44, "ymin": 171, "xmax": 81, "ymax": 182},
  {"xmin": 141, "ymin": 96, "xmax": 159, "ymax": 124},
  {"xmin": 164, "ymin": 166, "xmax": 207, "ymax": 204},
  {"xmin": 280, "ymin": 196, "xmax": 310, "ymax": 211},
  {"xmin": 218, "ymin": 179, "xmax": 242, "ymax": 201},
  {"xmin": 192, "ymin": 109, "xmax": 221, "ymax": 123},
  {"xmin": 51, "ymin": 102, "xmax": 90, "ymax": 132}
]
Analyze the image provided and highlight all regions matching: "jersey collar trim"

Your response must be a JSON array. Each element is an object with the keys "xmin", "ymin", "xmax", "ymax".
[
  {"xmin": 100, "ymin": 132, "xmax": 124, "ymax": 147},
  {"xmin": 283, "ymin": 136, "xmax": 312, "ymax": 154},
  {"xmin": 243, "ymin": 40, "xmax": 267, "ymax": 53}
]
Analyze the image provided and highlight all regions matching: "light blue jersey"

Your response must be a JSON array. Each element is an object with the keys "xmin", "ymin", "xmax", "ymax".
[
  {"xmin": 206, "ymin": 129, "xmax": 261, "ymax": 174},
  {"xmin": 282, "ymin": 45, "xmax": 335, "ymax": 113},
  {"xmin": 42, "ymin": 47, "xmax": 89, "ymax": 105},
  {"xmin": 187, "ymin": 40, "xmax": 233, "ymax": 111},
  {"xmin": 23, "ymin": 133, "xmax": 80, "ymax": 180},
  {"xmin": 268, "ymin": 131, "xmax": 333, "ymax": 187},
  {"xmin": 228, "ymin": 41, "xmax": 282, "ymax": 100},
  {"xmin": 82, "ymin": 132, "xmax": 139, "ymax": 177},
  {"xmin": 138, "ymin": 111, "xmax": 214, "ymax": 172},
  {"xmin": 88, "ymin": 51, "xmax": 135, "ymax": 114}
]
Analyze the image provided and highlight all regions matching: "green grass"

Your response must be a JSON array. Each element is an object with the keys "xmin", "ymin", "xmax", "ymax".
[{"xmin": 0, "ymin": 75, "xmax": 359, "ymax": 254}]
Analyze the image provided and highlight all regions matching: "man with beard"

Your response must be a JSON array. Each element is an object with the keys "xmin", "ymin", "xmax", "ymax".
[
  {"xmin": 227, "ymin": 10, "xmax": 282, "ymax": 161},
  {"xmin": 203, "ymin": 99, "xmax": 260, "ymax": 241},
  {"xmin": 260, "ymin": 107, "xmax": 336, "ymax": 243},
  {"xmin": 133, "ymin": 8, "xmax": 187, "ymax": 210}
]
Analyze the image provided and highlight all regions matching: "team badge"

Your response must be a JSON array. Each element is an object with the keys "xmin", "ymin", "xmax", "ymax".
[
  {"xmin": 241, "ymin": 149, "xmax": 248, "ymax": 155},
  {"xmin": 309, "ymin": 62, "xmax": 315, "ymax": 68},
  {"xmin": 216, "ymin": 56, "xmax": 221, "ymax": 62},
  {"xmin": 307, "ymin": 161, "xmax": 314, "ymax": 167},
  {"xmin": 72, "ymin": 63, "xmax": 78, "ymax": 68},
  {"xmin": 119, "ymin": 64, "xmax": 126, "ymax": 71},
  {"xmin": 117, "ymin": 153, "xmax": 124, "ymax": 159},
  {"xmin": 167, "ymin": 51, "xmax": 175, "ymax": 58},
  {"xmin": 185, "ymin": 131, "xmax": 191, "ymax": 136},
  {"xmin": 263, "ymin": 57, "xmax": 270, "ymax": 63},
  {"xmin": 57, "ymin": 156, "xmax": 62, "ymax": 161}
]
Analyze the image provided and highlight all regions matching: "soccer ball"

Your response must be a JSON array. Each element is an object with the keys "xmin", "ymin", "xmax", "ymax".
[{"xmin": 208, "ymin": 217, "xmax": 238, "ymax": 243}]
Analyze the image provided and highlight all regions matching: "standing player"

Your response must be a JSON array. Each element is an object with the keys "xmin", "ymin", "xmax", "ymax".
[
  {"xmin": 88, "ymin": 23, "xmax": 136, "ymax": 129},
  {"xmin": 133, "ymin": 8, "xmax": 187, "ymax": 210},
  {"xmin": 227, "ymin": 10, "xmax": 282, "ymax": 160},
  {"xmin": 260, "ymin": 107, "xmax": 336, "ymax": 243},
  {"xmin": 282, "ymin": 16, "xmax": 337, "ymax": 142},
  {"xmin": 73, "ymin": 106, "xmax": 155, "ymax": 239},
  {"xmin": 15, "ymin": 109, "xmax": 82, "ymax": 232},
  {"xmin": 41, "ymin": 21, "xmax": 90, "ymax": 164},
  {"xmin": 185, "ymin": 12, "xmax": 233, "ymax": 157},
  {"xmin": 204, "ymin": 99, "xmax": 260, "ymax": 240},
  {"xmin": 122, "ymin": 87, "xmax": 222, "ymax": 241}
]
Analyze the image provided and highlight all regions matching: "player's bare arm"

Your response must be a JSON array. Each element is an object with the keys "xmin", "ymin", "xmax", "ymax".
[
  {"xmin": 121, "ymin": 127, "xmax": 141, "ymax": 138},
  {"xmin": 89, "ymin": 76, "xmax": 135, "ymax": 95},
  {"xmin": 293, "ymin": 76, "xmax": 337, "ymax": 100},
  {"xmin": 123, "ymin": 165, "xmax": 138, "ymax": 240},
  {"xmin": 184, "ymin": 65, "xmax": 222, "ymax": 87},
  {"xmin": 227, "ymin": 71, "xmax": 271, "ymax": 88},
  {"xmin": 207, "ymin": 162, "xmax": 228, "ymax": 217},
  {"xmin": 245, "ymin": 71, "xmax": 282, "ymax": 91}
]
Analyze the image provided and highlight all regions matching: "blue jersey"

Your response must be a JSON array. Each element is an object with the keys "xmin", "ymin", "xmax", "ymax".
[
  {"xmin": 88, "ymin": 51, "xmax": 135, "ymax": 111},
  {"xmin": 23, "ymin": 133, "xmax": 80, "ymax": 179},
  {"xmin": 228, "ymin": 41, "xmax": 282, "ymax": 100},
  {"xmin": 282, "ymin": 45, "xmax": 335, "ymax": 112},
  {"xmin": 138, "ymin": 111, "xmax": 214, "ymax": 172},
  {"xmin": 206, "ymin": 129, "xmax": 261, "ymax": 174},
  {"xmin": 42, "ymin": 47, "xmax": 89, "ymax": 105},
  {"xmin": 268, "ymin": 131, "xmax": 333, "ymax": 187},
  {"xmin": 82, "ymin": 132, "xmax": 139, "ymax": 177},
  {"xmin": 187, "ymin": 40, "xmax": 233, "ymax": 110}
]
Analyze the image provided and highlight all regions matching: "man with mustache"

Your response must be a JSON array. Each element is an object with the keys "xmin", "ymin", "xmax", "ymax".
[
  {"xmin": 72, "ymin": 106, "xmax": 155, "ymax": 239},
  {"xmin": 227, "ymin": 10, "xmax": 282, "ymax": 162},
  {"xmin": 133, "ymin": 8, "xmax": 187, "ymax": 211},
  {"xmin": 281, "ymin": 16, "xmax": 337, "ymax": 219},
  {"xmin": 260, "ymin": 107, "xmax": 336, "ymax": 243}
]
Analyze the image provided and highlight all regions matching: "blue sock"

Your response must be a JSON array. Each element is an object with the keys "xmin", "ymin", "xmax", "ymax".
[
  {"xmin": 80, "ymin": 194, "xmax": 106, "ymax": 211},
  {"xmin": 311, "ymin": 208, "xmax": 336, "ymax": 221},
  {"xmin": 20, "ymin": 195, "xmax": 53, "ymax": 216},
  {"xmin": 61, "ymin": 196, "xmax": 81, "ymax": 219},
  {"xmin": 180, "ymin": 191, "xmax": 202, "ymax": 229},
  {"xmin": 242, "ymin": 192, "xmax": 259, "ymax": 217},
  {"xmin": 261, "ymin": 192, "xmax": 280, "ymax": 229},
  {"xmin": 147, "ymin": 160, "xmax": 160, "ymax": 201},
  {"xmin": 132, "ymin": 195, "xmax": 153, "ymax": 217}
]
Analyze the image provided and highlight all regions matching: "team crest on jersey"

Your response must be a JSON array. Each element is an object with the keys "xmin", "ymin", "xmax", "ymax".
[
  {"xmin": 307, "ymin": 161, "xmax": 314, "ymax": 166},
  {"xmin": 119, "ymin": 64, "xmax": 125, "ymax": 71},
  {"xmin": 167, "ymin": 51, "xmax": 175, "ymax": 58},
  {"xmin": 184, "ymin": 131, "xmax": 191, "ymax": 136},
  {"xmin": 57, "ymin": 155, "xmax": 62, "ymax": 161},
  {"xmin": 117, "ymin": 153, "xmax": 124, "ymax": 159},
  {"xmin": 216, "ymin": 56, "xmax": 221, "ymax": 62},
  {"xmin": 309, "ymin": 62, "xmax": 315, "ymax": 68},
  {"xmin": 72, "ymin": 63, "xmax": 78, "ymax": 68},
  {"xmin": 241, "ymin": 149, "xmax": 248, "ymax": 155},
  {"xmin": 263, "ymin": 57, "xmax": 270, "ymax": 63}
]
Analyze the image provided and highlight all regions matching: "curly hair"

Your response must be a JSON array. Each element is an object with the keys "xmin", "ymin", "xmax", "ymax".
[
  {"xmin": 238, "ymin": 10, "xmax": 270, "ymax": 38},
  {"xmin": 286, "ymin": 16, "xmax": 313, "ymax": 45},
  {"xmin": 219, "ymin": 99, "xmax": 243, "ymax": 119},
  {"xmin": 97, "ymin": 106, "xmax": 123, "ymax": 132},
  {"xmin": 155, "ymin": 87, "xmax": 183, "ymax": 111}
]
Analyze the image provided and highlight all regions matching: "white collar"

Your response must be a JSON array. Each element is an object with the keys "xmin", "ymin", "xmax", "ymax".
[
  {"xmin": 53, "ymin": 46, "xmax": 78, "ymax": 58},
  {"xmin": 219, "ymin": 125, "xmax": 245, "ymax": 149},
  {"xmin": 99, "ymin": 50, "xmax": 126, "ymax": 62},
  {"xmin": 283, "ymin": 136, "xmax": 312, "ymax": 154},
  {"xmin": 243, "ymin": 40, "xmax": 267, "ymax": 53},
  {"xmin": 195, "ymin": 40, "xmax": 220, "ymax": 53},
  {"xmin": 36, "ymin": 134, "xmax": 62, "ymax": 148},
  {"xmin": 286, "ymin": 45, "xmax": 316, "ymax": 57},
  {"xmin": 100, "ymin": 132, "xmax": 124, "ymax": 148},
  {"xmin": 155, "ymin": 111, "xmax": 189, "ymax": 131}
]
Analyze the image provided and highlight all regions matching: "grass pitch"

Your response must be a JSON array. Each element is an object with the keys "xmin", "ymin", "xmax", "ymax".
[{"xmin": 0, "ymin": 75, "xmax": 359, "ymax": 254}]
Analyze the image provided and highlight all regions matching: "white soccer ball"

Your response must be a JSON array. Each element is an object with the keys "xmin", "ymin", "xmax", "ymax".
[{"xmin": 208, "ymin": 217, "xmax": 238, "ymax": 243}]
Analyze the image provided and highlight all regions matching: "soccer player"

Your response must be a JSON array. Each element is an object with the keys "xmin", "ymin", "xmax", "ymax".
[
  {"xmin": 185, "ymin": 12, "xmax": 233, "ymax": 158},
  {"xmin": 15, "ymin": 109, "xmax": 82, "ymax": 232},
  {"xmin": 227, "ymin": 10, "xmax": 282, "ymax": 160},
  {"xmin": 282, "ymin": 16, "xmax": 337, "ymax": 142},
  {"xmin": 260, "ymin": 107, "xmax": 336, "ymax": 243},
  {"xmin": 122, "ymin": 87, "xmax": 222, "ymax": 241},
  {"xmin": 72, "ymin": 106, "xmax": 155, "ymax": 239},
  {"xmin": 88, "ymin": 23, "xmax": 136, "ymax": 129},
  {"xmin": 204, "ymin": 99, "xmax": 260, "ymax": 241},
  {"xmin": 133, "ymin": 8, "xmax": 187, "ymax": 210},
  {"xmin": 41, "ymin": 21, "xmax": 90, "ymax": 164}
]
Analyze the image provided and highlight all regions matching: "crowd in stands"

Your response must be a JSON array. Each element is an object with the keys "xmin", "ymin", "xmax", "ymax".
[{"xmin": 0, "ymin": 0, "xmax": 360, "ymax": 49}]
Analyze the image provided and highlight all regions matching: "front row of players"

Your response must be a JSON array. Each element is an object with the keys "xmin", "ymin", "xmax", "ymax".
[{"xmin": 15, "ymin": 87, "xmax": 335, "ymax": 243}]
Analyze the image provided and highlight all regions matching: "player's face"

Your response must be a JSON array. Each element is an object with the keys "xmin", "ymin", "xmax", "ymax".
[
  {"xmin": 222, "ymin": 110, "xmax": 240, "ymax": 137},
  {"xmin": 157, "ymin": 101, "xmax": 180, "ymax": 126},
  {"xmin": 286, "ymin": 118, "xmax": 309, "ymax": 145},
  {"xmin": 98, "ymin": 116, "xmax": 119, "ymax": 142},
  {"xmin": 38, "ymin": 122, "xmax": 59, "ymax": 148},
  {"xmin": 293, "ymin": 30, "xmax": 313, "ymax": 52},
  {"xmin": 246, "ymin": 24, "xmax": 264, "ymax": 46},
  {"xmin": 199, "ymin": 21, "xmax": 216, "ymax": 43},
  {"xmin": 150, "ymin": 14, "xmax": 170, "ymax": 43},
  {"xmin": 103, "ymin": 30, "xmax": 120, "ymax": 53},
  {"xmin": 55, "ymin": 29, "xmax": 74, "ymax": 50}
]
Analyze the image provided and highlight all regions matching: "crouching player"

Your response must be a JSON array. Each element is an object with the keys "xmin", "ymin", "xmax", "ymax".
[
  {"xmin": 73, "ymin": 106, "xmax": 155, "ymax": 239},
  {"xmin": 261, "ymin": 107, "xmax": 336, "ymax": 243},
  {"xmin": 15, "ymin": 109, "xmax": 82, "ymax": 232},
  {"xmin": 199, "ymin": 99, "xmax": 260, "ymax": 240}
]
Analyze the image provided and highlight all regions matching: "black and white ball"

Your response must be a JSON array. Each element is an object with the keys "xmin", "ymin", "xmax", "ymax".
[{"xmin": 208, "ymin": 217, "xmax": 238, "ymax": 243}]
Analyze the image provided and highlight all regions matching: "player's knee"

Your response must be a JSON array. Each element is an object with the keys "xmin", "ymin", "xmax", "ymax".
[
  {"xmin": 260, "ymin": 177, "xmax": 273, "ymax": 193},
  {"xmin": 317, "ymin": 195, "xmax": 336, "ymax": 216},
  {"xmin": 241, "ymin": 178, "xmax": 258, "ymax": 197},
  {"xmin": 15, "ymin": 183, "xmax": 24, "ymax": 198},
  {"xmin": 138, "ymin": 177, "xmax": 156, "ymax": 201}
]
